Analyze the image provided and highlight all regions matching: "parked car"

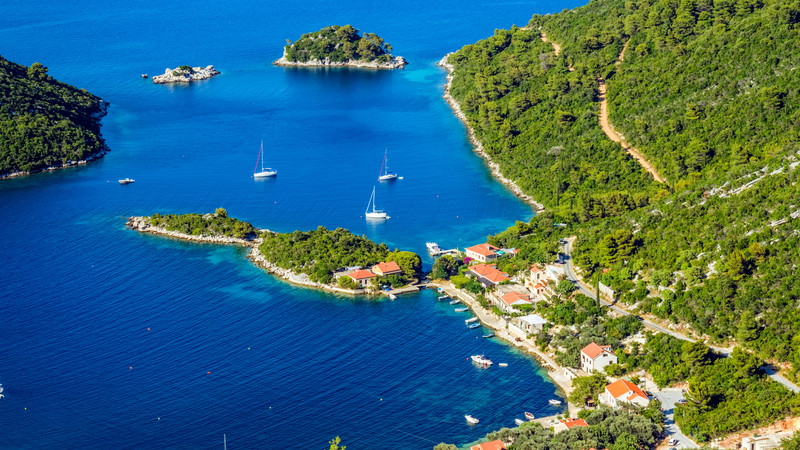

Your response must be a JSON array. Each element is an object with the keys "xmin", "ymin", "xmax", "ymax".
[{"xmin": 669, "ymin": 438, "xmax": 679, "ymax": 446}]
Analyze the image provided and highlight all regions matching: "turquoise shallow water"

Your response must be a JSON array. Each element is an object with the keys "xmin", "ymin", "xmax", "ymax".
[{"xmin": 0, "ymin": 0, "xmax": 581, "ymax": 447}]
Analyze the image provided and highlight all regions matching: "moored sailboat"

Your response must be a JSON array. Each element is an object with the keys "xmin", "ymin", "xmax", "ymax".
[
  {"xmin": 365, "ymin": 186, "xmax": 388, "ymax": 219},
  {"xmin": 378, "ymin": 148, "xmax": 398, "ymax": 181},
  {"xmin": 253, "ymin": 141, "xmax": 277, "ymax": 178}
]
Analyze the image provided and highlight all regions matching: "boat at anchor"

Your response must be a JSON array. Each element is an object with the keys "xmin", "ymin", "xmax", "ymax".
[{"xmin": 471, "ymin": 354, "xmax": 493, "ymax": 366}]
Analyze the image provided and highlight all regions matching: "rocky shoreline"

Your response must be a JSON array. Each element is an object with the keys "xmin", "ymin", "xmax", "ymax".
[
  {"xmin": 152, "ymin": 65, "xmax": 220, "ymax": 84},
  {"xmin": 274, "ymin": 50, "xmax": 407, "ymax": 70},
  {"xmin": 126, "ymin": 216, "xmax": 373, "ymax": 296},
  {"xmin": 1, "ymin": 151, "xmax": 108, "ymax": 179},
  {"xmin": 438, "ymin": 53, "xmax": 545, "ymax": 212}
]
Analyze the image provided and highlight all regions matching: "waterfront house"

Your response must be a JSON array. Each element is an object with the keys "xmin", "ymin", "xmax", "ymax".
[
  {"xmin": 515, "ymin": 314, "xmax": 548, "ymax": 334},
  {"xmin": 468, "ymin": 263, "xmax": 509, "ymax": 287},
  {"xmin": 580, "ymin": 342, "xmax": 617, "ymax": 374},
  {"xmin": 553, "ymin": 418, "xmax": 589, "ymax": 433},
  {"xmin": 345, "ymin": 269, "xmax": 377, "ymax": 288},
  {"xmin": 498, "ymin": 291, "xmax": 532, "ymax": 313},
  {"xmin": 599, "ymin": 379, "xmax": 650, "ymax": 408},
  {"xmin": 465, "ymin": 243, "xmax": 500, "ymax": 263},
  {"xmin": 470, "ymin": 440, "xmax": 506, "ymax": 450},
  {"xmin": 371, "ymin": 261, "xmax": 403, "ymax": 277},
  {"xmin": 741, "ymin": 430, "xmax": 797, "ymax": 450}
]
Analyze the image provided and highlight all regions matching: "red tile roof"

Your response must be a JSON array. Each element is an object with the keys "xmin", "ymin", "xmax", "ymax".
[
  {"xmin": 466, "ymin": 243, "xmax": 499, "ymax": 257},
  {"xmin": 372, "ymin": 261, "xmax": 402, "ymax": 274},
  {"xmin": 606, "ymin": 379, "xmax": 648, "ymax": 401},
  {"xmin": 471, "ymin": 440, "xmax": 506, "ymax": 450},
  {"xmin": 470, "ymin": 264, "xmax": 509, "ymax": 283},
  {"xmin": 581, "ymin": 342, "xmax": 613, "ymax": 360},
  {"xmin": 560, "ymin": 418, "xmax": 588, "ymax": 429},
  {"xmin": 501, "ymin": 291, "xmax": 531, "ymax": 306},
  {"xmin": 530, "ymin": 264, "xmax": 544, "ymax": 273},
  {"xmin": 347, "ymin": 269, "xmax": 376, "ymax": 280}
]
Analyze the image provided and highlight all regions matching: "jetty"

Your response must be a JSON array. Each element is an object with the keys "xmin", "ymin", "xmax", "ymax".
[{"xmin": 426, "ymin": 242, "xmax": 459, "ymax": 256}]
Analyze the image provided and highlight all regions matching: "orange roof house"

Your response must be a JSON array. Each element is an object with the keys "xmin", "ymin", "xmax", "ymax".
[
  {"xmin": 345, "ymin": 269, "xmax": 377, "ymax": 288},
  {"xmin": 371, "ymin": 261, "xmax": 403, "ymax": 276},
  {"xmin": 499, "ymin": 291, "xmax": 531, "ymax": 311},
  {"xmin": 465, "ymin": 243, "xmax": 500, "ymax": 263},
  {"xmin": 580, "ymin": 342, "xmax": 617, "ymax": 374},
  {"xmin": 468, "ymin": 263, "xmax": 509, "ymax": 286},
  {"xmin": 553, "ymin": 418, "xmax": 589, "ymax": 433},
  {"xmin": 470, "ymin": 440, "xmax": 507, "ymax": 450},
  {"xmin": 600, "ymin": 379, "xmax": 649, "ymax": 408}
]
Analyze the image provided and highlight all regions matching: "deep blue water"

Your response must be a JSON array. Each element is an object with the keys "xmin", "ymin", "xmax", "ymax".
[{"xmin": 0, "ymin": 0, "xmax": 582, "ymax": 447}]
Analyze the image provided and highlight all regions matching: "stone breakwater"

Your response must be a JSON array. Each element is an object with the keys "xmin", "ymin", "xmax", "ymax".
[
  {"xmin": 438, "ymin": 53, "xmax": 544, "ymax": 212},
  {"xmin": 126, "ymin": 216, "xmax": 371, "ymax": 296},
  {"xmin": 152, "ymin": 65, "xmax": 220, "ymax": 84},
  {"xmin": 274, "ymin": 52, "xmax": 407, "ymax": 70}
]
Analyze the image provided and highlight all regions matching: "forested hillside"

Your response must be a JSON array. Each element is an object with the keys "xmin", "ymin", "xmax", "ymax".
[
  {"xmin": 0, "ymin": 55, "xmax": 107, "ymax": 176},
  {"xmin": 448, "ymin": 0, "xmax": 800, "ymax": 377}
]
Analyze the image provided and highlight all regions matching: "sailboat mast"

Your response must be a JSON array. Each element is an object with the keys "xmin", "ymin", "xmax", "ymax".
[
  {"xmin": 260, "ymin": 141, "xmax": 264, "ymax": 172},
  {"xmin": 254, "ymin": 141, "xmax": 262, "ymax": 174}
]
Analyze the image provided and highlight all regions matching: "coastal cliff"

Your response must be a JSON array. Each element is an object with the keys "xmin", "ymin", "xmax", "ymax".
[{"xmin": 152, "ymin": 65, "xmax": 220, "ymax": 84}]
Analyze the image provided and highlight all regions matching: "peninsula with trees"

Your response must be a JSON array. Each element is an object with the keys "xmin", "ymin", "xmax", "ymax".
[
  {"xmin": 0, "ymin": 55, "xmax": 108, "ymax": 178},
  {"xmin": 274, "ymin": 25, "xmax": 407, "ymax": 69},
  {"xmin": 127, "ymin": 210, "xmax": 421, "ymax": 295}
]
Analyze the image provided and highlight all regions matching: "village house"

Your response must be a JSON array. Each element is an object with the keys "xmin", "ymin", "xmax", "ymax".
[
  {"xmin": 599, "ymin": 379, "xmax": 650, "ymax": 409},
  {"xmin": 496, "ymin": 291, "xmax": 532, "ymax": 313},
  {"xmin": 553, "ymin": 418, "xmax": 589, "ymax": 433},
  {"xmin": 470, "ymin": 440, "xmax": 506, "ymax": 450},
  {"xmin": 527, "ymin": 264, "xmax": 556, "ymax": 301},
  {"xmin": 511, "ymin": 314, "xmax": 547, "ymax": 336},
  {"xmin": 371, "ymin": 261, "xmax": 403, "ymax": 277},
  {"xmin": 468, "ymin": 263, "xmax": 509, "ymax": 287},
  {"xmin": 344, "ymin": 269, "xmax": 376, "ymax": 288},
  {"xmin": 465, "ymin": 243, "xmax": 500, "ymax": 263},
  {"xmin": 580, "ymin": 342, "xmax": 617, "ymax": 374}
]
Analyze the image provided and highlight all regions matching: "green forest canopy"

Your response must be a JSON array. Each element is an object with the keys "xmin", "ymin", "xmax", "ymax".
[{"xmin": 0, "ymin": 55, "xmax": 107, "ymax": 175}]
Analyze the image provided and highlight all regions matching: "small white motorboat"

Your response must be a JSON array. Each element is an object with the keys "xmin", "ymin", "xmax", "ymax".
[
  {"xmin": 498, "ymin": 363, "xmax": 508, "ymax": 367},
  {"xmin": 515, "ymin": 418, "xmax": 524, "ymax": 426},
  {"xmin": 454, "ymin": 307, "xmax": 469, "ymax": 312},
  {"xmin": 468, "ymin": 323, "xmax": 480, "ymax": 329},
  {"xmin": 465, "ymin": 317, "xmax": 478, "ymax": 324},
  {"xmin": 548, "ymin": 399, "xmax": 562, "ymax": 406},
  {"xmin": 118, "ymin": 178, "xmax": 135, "ymax": 185},
  {"xmin": 465, "ymin": 415, "xmax": 479, "ymax": 425},
  {"xmin": 525, "ymin": 411, "xmax": 535, "ymax": 421},
  {"xmin": 471, "ymin": 354, "xmax": 493, "ymax": 366}
]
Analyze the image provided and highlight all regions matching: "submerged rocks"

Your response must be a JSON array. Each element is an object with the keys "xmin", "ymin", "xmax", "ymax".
[{"xmin": 152, "ymin": 65, "xmax": 220, "ymax": 84}]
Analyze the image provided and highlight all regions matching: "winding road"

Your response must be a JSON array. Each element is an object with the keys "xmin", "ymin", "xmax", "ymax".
[{"xmin": 560, "ymin": 237, "xmax": 800, "ymax": 394}]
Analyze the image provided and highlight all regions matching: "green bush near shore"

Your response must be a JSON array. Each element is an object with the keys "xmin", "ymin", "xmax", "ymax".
[
  {"xmin": 259, "ymin": 226, "xmax": 398, "ymax": 284},
  {"xmin": 150, "ymin": 209, "xmax": 256, "ymax": 239}
]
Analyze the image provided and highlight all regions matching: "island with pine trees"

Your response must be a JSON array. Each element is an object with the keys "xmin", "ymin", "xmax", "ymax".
[{"xmin": 274, "ymin": 25, "xmax": 407, "ymax": 69}]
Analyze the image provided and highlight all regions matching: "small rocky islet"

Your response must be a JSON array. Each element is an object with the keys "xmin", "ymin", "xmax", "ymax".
[{"xmin": 152, "ymin": 65, "xmax": 220, "ymax": 84}]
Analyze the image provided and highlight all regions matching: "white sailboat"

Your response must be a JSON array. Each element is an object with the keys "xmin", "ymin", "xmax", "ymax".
[
  {"xmin": 365, "ymin": 186, "xmax": 389, "ymax": 219},
  {"xmin": 377, "ymin": 148, "xmax": 397, "ymax": 181},
  {"xmin": 253, "ymin": 141, "xmax": 277, "ymax": 178}
]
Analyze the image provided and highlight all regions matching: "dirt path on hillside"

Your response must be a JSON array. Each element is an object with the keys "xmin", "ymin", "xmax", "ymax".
[
  {"xmin": 598, "ymin": 40, "xmax": 666, "ymax": 184},
  {"xmin": 540, "ymin": 31, "xmax": 574, "ymax": 71}
]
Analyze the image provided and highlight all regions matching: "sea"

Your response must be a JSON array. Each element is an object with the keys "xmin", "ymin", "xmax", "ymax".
[{"xmin": 0, "ymin": 0, "xmax": 582, "ymax": 448}]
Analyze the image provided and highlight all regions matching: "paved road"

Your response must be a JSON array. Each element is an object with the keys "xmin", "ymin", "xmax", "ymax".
[
  {"xmin": 560, "ymin": 236, "xmax": 800, "ymax": 393},
  {"xmin": 651, "ymin": 388, "xmax": 697, "ymax": 448}
]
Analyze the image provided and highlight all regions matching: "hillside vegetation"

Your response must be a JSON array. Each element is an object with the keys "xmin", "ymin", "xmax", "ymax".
[
  {"xmin": 448, "ymin": 0, "xmax": 800, "ymax": 378},
  {"xmin": 283, "ymin": 25, "xmax": 395, "ymax": 63},
  {"xmin": 0, "ymin": 55, "xmax": 107, "ymax": 176}
]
